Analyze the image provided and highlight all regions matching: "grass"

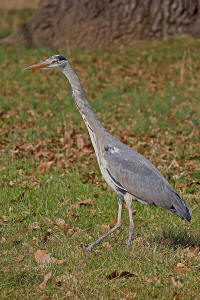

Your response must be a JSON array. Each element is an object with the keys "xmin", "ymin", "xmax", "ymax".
[
  {"xmin": 0, "ymin": 8, "xmax": 34, "ymax": 39},
  {"xmin": 0, "ymin": 37, "xmax": 200, "ymax": 299}
]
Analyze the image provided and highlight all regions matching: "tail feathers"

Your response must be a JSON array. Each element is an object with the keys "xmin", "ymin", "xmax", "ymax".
[{"xmin": 171, "ymin": 192, "xmax": 192, "ymax": 222}]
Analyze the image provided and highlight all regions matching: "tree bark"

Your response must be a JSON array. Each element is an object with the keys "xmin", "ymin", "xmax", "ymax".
[{"xmin": 2, "ymin": 0, "xmax": 200, "ymax": 49}]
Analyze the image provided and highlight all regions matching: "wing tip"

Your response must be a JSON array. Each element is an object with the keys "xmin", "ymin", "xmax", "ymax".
[{"xmin": 173, "ymin": 193, "xmax": 192, "ymax": 222}]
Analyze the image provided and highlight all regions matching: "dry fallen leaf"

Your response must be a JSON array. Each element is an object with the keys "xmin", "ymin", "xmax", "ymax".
[
  {"xmin": 55, "ymin": 218, "xmax": 66, "ymax": 227},
  {"xmin": 103, "ymin": 242, "xmax": 112, "ymax": 249},
  {"xmin": 76, "ymin": 134, "xmax": 84, "ymax": 149},
  {"xmin": 185, "ymin": 247, "xmax": 199, "ymax": 258},
  {"xmin": 172, "ymin": 263, "xmax": 190, "ymax": 275},
  {"xmin": 68, "ymin": 203, "xmax": 79, "ymax": 209},
  {"xmin": 69, "ymin": 199, "xmax": 94, "ymax": 210},
  {"xmin": 106, "ymin": 270, "xmax": 136, "ymax": 280},
  {"xmin": 2, "ymin": 216, "xmax": 9, "ymax": 222},
  {"xmin": 160, "ymin": 238, "xmax": 173, "ymax": 245},
  {"xmin": 79, "ymin": 199, "xmax": 94, "ymax": 206},
  {"xmin": 14, "ymin": 254, "xmax": 25, "ymax": 263},
  {"xmin": 89, "ymin": 209, "xmax": 96, "ymax": 215},
  {"xmin": 168, "ymin": 276, "xmax": 183, "ymax": 288},
  {"xmin": 110, "ymin": 216, "xmax": 117, "ymax": 223},
  {"xmin": 121, "ymin": 288, "xmax": 137, "ymax": 299},
  {"xmin": 1, "ymin": 237, "xmax": 6, "ymax": 244},
  {"xmin": 146, "ymin": 277, "xmax": 161, "ymax": 284},
  {"xmin": 119, "ymin": 271, "xmax": 136, "ymax": 279},
  {"xmin": 34, "ymin": 249, "xmax": 65, "ymax": 265},
  {"xmin": 101, "ymin": 224, "xmax": 110, "ymax": 234},
  {"xmin": 55, "ymin": 259, "xmax": 67, "ymax": 265},
  {"xmin": 37, "ymin": 161, "xmax": 54, "ymax": 174},
  {"xmin": 29, "ymin": 222, "xmax": 40, "ymax": 230},
  {"xmin": 39, "ymin": 272, "xmax": 52, "ymax": 289},
  {"xmin": 106, "ymin": 270, "xmax": 119, "ymax": 280},
  {"xmin": 68, "ymin": 229, "xmax": 74, "ymax": 235},
  {"xmin": 34, "ymin": 249, "xmax": 51, "ymax": 264},
  {"xmin": 22, "ymin": 242, "xmax": 34, "ymax": 253}
]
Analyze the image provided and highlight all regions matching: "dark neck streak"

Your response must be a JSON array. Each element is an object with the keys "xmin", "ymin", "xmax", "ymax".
[{"xmin": 63, "ymin": 62, "xmax": 105, "ymax": 134}]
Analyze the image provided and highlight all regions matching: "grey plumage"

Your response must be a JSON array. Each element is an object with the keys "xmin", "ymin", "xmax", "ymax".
[{"xmin": 26, "ymin": 55, "xmax": 191, "ymax": 251}]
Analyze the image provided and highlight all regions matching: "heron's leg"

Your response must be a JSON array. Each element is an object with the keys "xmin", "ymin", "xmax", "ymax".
[
  {"xmin": 124, "ymin": 195, "xmax": 134, "ymax": 248},
  {"xmin": 85, "ymin": 199, "xmax": 123, "ymax": 252}
]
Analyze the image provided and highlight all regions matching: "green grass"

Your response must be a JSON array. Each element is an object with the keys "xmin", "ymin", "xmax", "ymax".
[
  {"xmin": 0, "ymin": 8, "xmax": 34, "ymax": 38},
  {"xmin": 0, "ymin": 37, "xmax": 200, "ymax": 299}
]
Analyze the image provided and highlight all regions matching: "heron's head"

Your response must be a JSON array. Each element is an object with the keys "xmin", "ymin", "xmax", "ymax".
[{"xmin": 25, "ymin": 55, "xmax": 67, "ymax": 71}]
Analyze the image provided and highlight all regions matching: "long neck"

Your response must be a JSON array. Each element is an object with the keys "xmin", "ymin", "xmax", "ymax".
[{"xmin": 62, "ymin": 62, "xmax": 105, "ymax": 134}]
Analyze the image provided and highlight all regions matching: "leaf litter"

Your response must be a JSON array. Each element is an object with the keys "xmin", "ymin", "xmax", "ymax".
[
  {"xmin": 106, "ymin": 270, "xmax": 137, "ymax": 280},
  {"xmin": 0, "ymin": 37, "xmax": 200, "ymax": 299},
  {"xmin": 39, "ymin": 272, "xmax": 52, "ymax": 289}
]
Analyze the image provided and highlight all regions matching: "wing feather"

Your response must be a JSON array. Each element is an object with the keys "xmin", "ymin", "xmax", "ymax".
[{"xmin": 104, "ymin": 145, "xmax": 179, "ymax": 209}]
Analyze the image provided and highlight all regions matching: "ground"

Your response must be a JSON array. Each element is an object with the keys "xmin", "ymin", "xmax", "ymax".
[{"xmin": 0, "ymin": 5, "xmax": 200, "ymax": 300}]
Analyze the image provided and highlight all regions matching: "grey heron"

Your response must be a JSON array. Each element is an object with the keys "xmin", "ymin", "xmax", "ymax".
[{"xmin": 26, "ymin": 55, "xmax": 191, "ymax": 252}]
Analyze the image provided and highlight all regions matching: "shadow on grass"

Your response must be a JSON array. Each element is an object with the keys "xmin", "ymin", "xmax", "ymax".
[{"xmin": 155, "ymin": 228, "xmax": 200, "ymax": 249}]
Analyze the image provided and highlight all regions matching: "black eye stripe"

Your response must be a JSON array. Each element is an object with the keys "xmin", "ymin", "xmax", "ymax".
[{"xmin": 56, "ymin": 55, "xmax": 66, "ymax": 61}]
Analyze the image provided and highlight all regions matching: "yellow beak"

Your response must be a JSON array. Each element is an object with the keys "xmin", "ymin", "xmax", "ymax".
[{"xmin": 25, "ymin": 61, "xmax": 49, "ymax": 71}]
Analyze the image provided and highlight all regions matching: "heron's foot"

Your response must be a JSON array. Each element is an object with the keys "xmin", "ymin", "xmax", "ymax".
[
  {"xmin": 84, "ymin": 201, "xmax": 123, "ymax": 252},
  {"xmin": 84, "ymin": 245, "xmax": 93, "ymax": 252},
  {"xmin": 84, "ymin": 223, "xmax": 121, "ymax": 252}
]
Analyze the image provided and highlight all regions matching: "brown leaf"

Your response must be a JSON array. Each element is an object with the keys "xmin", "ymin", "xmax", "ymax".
[
  {"xmin": 39, "ymin": 272, "xmax": 52, "ymax": 289},
  {"xmin": 89, "ymin": 209, "xmax": 96, "ymax": 215},
  {"xmin": 14, "ymin": 254, "xmax": 25, "ymax": 262},
  {"xmin": 82, "ymin": 144, "xmax": 93, "ymax": 155},
  {"xmin": 8, "ymin": 180, "xmax": 16, "ymax": 187},
  {"xmin": 103, "ymin": 242, "xmax": 112, "ymax": 249},
  {"xmin": 42, "ymin": 229, "xmax": 52, "ymax": 243},
  {"xmin": 34, "ymin": 249, "xmax": 51, "ymax": 264},
  {"xmin": 106, "ymin": 270, "xmax": 136, "ymax": 280},
  {"xmin": 146, "ymin": 277, "xmax": 161, "ymax": 284},
  {"xmin": 76, "ymin": 134, "xmax": 84, "ymax": 149},
  {"xmin": 34, "ymin": 151, "xmax": 50, "ymax": 160},
  {"xmin": 101, "ymin": 224, "xmax": 110, "ymax": 234},
  {"xmin": 54, "ymin": 259, "xmax": 67, "ymax": 265},
  {"xmin": 55, "ymin": 218, "xmax": 66, "ymax": 227},
  {"xmin": 68, "ymin": 203, "xmax": 79, "ymax": 210},
  {"xmin": 110, "ymin": 216, "xmax": 117, "ymax": 223},
  {"xmin": 120, "ymin": 288, "xmax": 137, "ymax": 299},
  {"xmin": 69, "ymin": 199, "xmax": 94, "ymax": 209},
  {"xmin": 68, "ymin": 229, "xmax": 74, "ymax": 235},
  {"xmin": 106, "ymin": 270, "xmax": 119, "ymax": 280},
  {"xmin": 176, "ymin": 263, "xmax": 185, "ymax": 268},
  {"xmin": 185, "ymin": 246, "xmax": 199, "ymax": 257},
  {"xmin": 2, "ymin": 216, "xmax": 9, "ymax": 222},
  {"xmin": 55, "ymin": 274, "xmax": 68, "ymax": 286},
  {"xmin": 22, "ymin": 242, "xmax": 34, "ymax": 253},
  {"xmin": 37, "ymin": 161, "xmax": 54, "ymax": 174},
  {"xmin": 79, "ymin": 199, "xmax": 94, "ymax": 206},
  {"xmin": 168, "ymin": 276, "xmax": 183, "ymax": 288},
  {"xmin": 160, "ymin": 238, "xmax": 173, "ymax": 245},
  {"xmin": 119, "ymin": 271, "xmax": 136, "ymax": 279},
  {"xmin": 172, "ymin": 263, "xmax": 190, "ymax": 275},
  {"xmin": 29, "ymin": 222, "xmax": 40, "ymax": 230}
]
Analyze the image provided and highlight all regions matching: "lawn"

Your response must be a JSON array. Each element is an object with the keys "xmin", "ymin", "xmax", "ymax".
[{"xmin": 0, "ymin": 16, "xmax": 200, "ymax": 300}]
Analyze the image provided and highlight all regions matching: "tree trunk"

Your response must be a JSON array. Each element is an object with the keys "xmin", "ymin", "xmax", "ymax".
[{"xmin": 2, "ymin": 0, "xmax": 200, "ymax": 49}]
